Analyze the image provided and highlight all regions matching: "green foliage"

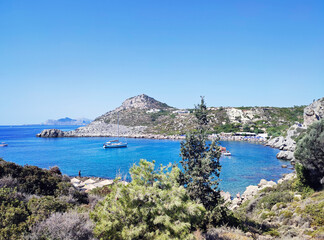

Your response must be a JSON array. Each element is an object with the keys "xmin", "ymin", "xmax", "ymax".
[
  {"xmin": 294, "ymin": 119, "xmax": 324, "ymax": 189},
  {"xmin": 91, "ymin": 159, "xmax": 205, "ymax": 240},
  {"xmin": 292, "ymin": 163, "xmax": 315, "ymax": 197},
  {"xmin": 194, "ymin": 96, "xmax": 208, "ymax": 127},
  {"xmin": 179, "ymin": 134, "xmax": 222, "ymax": 210},
  {"xmin": 0, "ymin": 161, "xmax": 64, "ymax": 195},
  {"xmin": 214, "ymin": 123, "xmax": 241, "ymax": 133},
  {"xmin": 0, "ymin": 188, "xmax": 29, "ymax": 239},
  {"xmin": 27, "ymin": 196, "xmax": 71, "ymax": 224},
  {"xmin": 303, "ymin": 201, "xmax": 324, "ymax": 227},
  {"xmin": 179, "ymin": 97, "xmax": 226, "ymax": 228},
  {"xmin": 257, "ymin": 191, "xmax": 293, "ymax": 210},
  {"xmin": 89, "ymin": 185, "xmax": 113, "ymax": 197}
]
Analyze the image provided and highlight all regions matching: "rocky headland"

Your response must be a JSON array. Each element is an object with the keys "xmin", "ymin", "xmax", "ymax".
[{"xmin": 265, "ymin": 97, "xmax": 324, "ymax": 163}]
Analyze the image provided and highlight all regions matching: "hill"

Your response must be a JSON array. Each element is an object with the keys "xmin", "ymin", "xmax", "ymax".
[{"xmin": 37, "ymin": 94, "xmax": 306, "ymax": 138}]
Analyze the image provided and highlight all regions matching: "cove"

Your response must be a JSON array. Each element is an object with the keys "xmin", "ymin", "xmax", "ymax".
[{"xmin": 0, "ymin": 125, "xmax": 293, "ymax": 196}]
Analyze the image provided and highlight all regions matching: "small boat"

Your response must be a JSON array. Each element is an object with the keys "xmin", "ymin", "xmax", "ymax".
[
  {"xmin": 222, "ymin": 151, "xmax": 231, "ymax": 156},
  {"xmin": 103, "ymin": 112, "xmax": 127, "ymax": 149},
  {"xmin": 0, "ymin": 142, "xmax": 8, "ymax": 147},
  {"xmin": 103, "ymin": 140, "xmax": 127, "ymax": 148},
  {"xmin": 220, "ymin": 146, "xmax": 231, "ymax": 156}
]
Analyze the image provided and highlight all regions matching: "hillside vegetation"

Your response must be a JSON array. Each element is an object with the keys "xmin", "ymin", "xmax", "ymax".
[{"xmin": 96, "ymin": 97, "xmax": 304, "ymax": 137}]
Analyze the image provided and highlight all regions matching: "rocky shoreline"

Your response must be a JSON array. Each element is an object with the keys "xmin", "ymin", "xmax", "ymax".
[{"xmin": 221, "ymin": 172, "xmax": 297, "ymax": 210}]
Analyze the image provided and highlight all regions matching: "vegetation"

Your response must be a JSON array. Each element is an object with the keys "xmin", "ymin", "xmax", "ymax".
[
  {"xmin": 91, "ymin": 159, "xmax": 205, "ymax": 239},
  {"xmin": 179, "ymin": 97, "xmax": 235, "ymax": 228},
  {"xmin": 0, "ymin": 158, "xmax": 93, "ymax": 240},
  {"xmin": 294, "ymin": 119, "xmax": 324, "ymax": 189}
]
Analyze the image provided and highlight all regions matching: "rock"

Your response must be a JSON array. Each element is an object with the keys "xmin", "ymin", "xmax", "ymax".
[
  {"xmin": 304, "ymin": 97, "xmax": 324, "ymax": 127},
  {"xmin": 36, "ymin": 129, "xmax": 65, "ymax": 137},
  {"xmin": 83, "ymin": 179, "xmax": 97, "ymax": 184},
  {"xmin": 70, "ymin": 178, "xmax": 81, "ymax": 184},
  {"xmin": 242, "ymin": 185, "xmax": 259, "ymax": 200},
  {"xmin": 282, "ymin": 165, "xmax": 288, "ymax": 168},
  {"xmin": 276, "ymin": 150, "xmax": 295, "ymax": 160},
  {"xmin": 220, "ymin": 191, "xmax": 231, "ymax": 203}
]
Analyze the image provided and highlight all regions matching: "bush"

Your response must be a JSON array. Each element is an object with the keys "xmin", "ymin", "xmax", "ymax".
[
  {"xmin": 26, "ymin": 211, "xmax": 94, "ymax": 240},
  {"xmin": 91, "ymin": 159, "xmax": 205, "ymax": 240},
  {"xmin": 27, "ymin": 196, "xmax": 71, "ymax": 224},
  {"xmin": 0, "ymin": 188, "xmax": 29, "ymax": 239},
  {"xmin": 49, "ymin": 166, "xmax": 62, "ymax": 175},
  {"xmin": 257, "ymin": 191, "xmax": 293, "ymax": 210},
  {"xmin": 0, "ymin": 160, "xmax": 64, "ymax": 195},
  {"xmin": 294, "ymin": 119, "xmax": 324, "ymax": 189}
]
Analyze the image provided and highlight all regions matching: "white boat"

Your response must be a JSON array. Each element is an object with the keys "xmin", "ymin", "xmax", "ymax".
[
  {"xmin": 103, "ymin": 140, "xmax": 127, "ymax": 148},
  {"xmin": 0, "ymin": 142, "xmax": 8, "ymax": 147},
  {"xmin": 222, "ymin": 151, "xmax": 231, "ymax": 156},
  {"xmin": 103, "ymin": 113, "xmax": 127, "ymax": 149}
]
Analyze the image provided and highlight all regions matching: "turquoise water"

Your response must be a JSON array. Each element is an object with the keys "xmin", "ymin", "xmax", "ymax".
[{"xmin": 0, "ymin": 125, "xmax": 293, "ymax": 195}]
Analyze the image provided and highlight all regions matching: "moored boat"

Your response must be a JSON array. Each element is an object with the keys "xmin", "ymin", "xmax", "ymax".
[
  {"xmin": 103, "ymin": 140, "xmax": 127, "ymax": 148},
  {"xmin": 0, "ymin": 142, "xmax": 8, "ymax": 147},
  {"xmin": 103, "ymin": 112, "xmax": 127, "ymax": 149}
]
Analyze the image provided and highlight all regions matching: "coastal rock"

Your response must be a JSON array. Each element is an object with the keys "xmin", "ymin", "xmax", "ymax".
[
  {"xmin": 36, "ymin": 129, "xmax": 65, "ymax": 138},
  {"xmin": 304, "ymin": 97, "xmax": 324, "ymax": 127},
  {"xmin": 276, "ymin": 150, "xmax": 294, "ymax": 161}
]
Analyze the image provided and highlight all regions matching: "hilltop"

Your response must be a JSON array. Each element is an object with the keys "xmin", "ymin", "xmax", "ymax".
[{"xmin": 37, "ymin": 94, "xmax": 306, "ymax": 138}]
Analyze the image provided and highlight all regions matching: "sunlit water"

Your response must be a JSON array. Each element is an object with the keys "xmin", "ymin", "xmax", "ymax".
[{"xmin": 0, "ymin": 125, "xmax": 293, "ymax": 195}]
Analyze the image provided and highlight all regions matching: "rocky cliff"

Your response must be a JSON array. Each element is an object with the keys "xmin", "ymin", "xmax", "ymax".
[{"xmin": 267, "ymin": 97, "xmax": 324, "ymax": 163}]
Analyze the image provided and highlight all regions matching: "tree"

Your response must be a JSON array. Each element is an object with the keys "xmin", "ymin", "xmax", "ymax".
[
  {"xmin": 294, "ymin": 119, "xmax": 324, "ymax": 189},
  {"xmin": 91, "ymin": 160, "xmax": 205, "ymax": 240},
  {"xmin": 179, "ymin": 97, "xmax": 223, "ymax": 226}
]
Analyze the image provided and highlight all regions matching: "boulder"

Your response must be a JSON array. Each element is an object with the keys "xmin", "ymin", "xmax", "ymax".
[
  {"xmin": 36, "ymin": 129, "xmax": 65, "ymax": 138},
  {"xmin": 276, "ymin": 150, "xmax": 294, "ymax": 161}
]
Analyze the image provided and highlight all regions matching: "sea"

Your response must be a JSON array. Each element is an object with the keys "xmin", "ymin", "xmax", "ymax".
[{"xmin": 0, "ymin": 125, "xmax": 293, "ymax": 196}]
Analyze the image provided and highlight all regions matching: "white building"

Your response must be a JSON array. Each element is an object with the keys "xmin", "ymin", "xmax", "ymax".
[{"xmin": 146, "ymin": 108, "xmax": 161, "ymax": 114}]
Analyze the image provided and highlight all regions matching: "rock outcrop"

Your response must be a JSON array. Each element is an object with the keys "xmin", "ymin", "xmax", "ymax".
[
  {"xmin": 303, "ymin": 97, "xmax": 324, "ymax": 127},
  {"xmin": 229, "ymin": 173, "xmax": 296, "ymax": 210},
  {"xmin": 266, "ymin": 98, "xmax": 324, "ymax": 162},
  {"xmin": 36, "ymin": 129, "xmax": 65, "ymax": 137}
]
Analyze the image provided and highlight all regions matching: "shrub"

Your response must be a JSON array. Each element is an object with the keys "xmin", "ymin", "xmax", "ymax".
[
  {"xmin": 91, "ymin": 159, "xmax": 205, "ymax": 240},
  {"xmin": 0, "ymin": 160, "xmax": 63, "ymax": 195},
  {"xmin": 303, "ymin": 201, "xmax": 324, "ymax": 227},
  {"xmin": 294, "ymin": 119, "xmax": 324, "ymax": 189},
  {"xmin": 0, "ymin": 188, "xmax": 29, "ymax": 239},
  {"xmin": 49, "ymin": 166, "xmax": 62, "ymax": 175},
  {"xmin": 257, "ymin": 191, "xmax": 293, "ymax": 210},
  {"xmin": 27, "ymin": 196, "xmax": 71, "ymax": 224},
  {"xmin": 26, "ymin": 211, "xmax": 94, "ymax": 240}
]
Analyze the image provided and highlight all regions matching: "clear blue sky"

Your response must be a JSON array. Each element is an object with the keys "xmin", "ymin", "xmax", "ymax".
[{"xmin": 0, "ymin": 0, "xmax": 323, "ymax": 125}]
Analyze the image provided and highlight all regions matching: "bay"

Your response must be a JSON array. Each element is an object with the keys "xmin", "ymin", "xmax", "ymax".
[{"xmin": 0, "ymin": 125, "xmax": 293, "ymax": 195}]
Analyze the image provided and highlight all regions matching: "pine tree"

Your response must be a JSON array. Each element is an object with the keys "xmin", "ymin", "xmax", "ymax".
[{"xmin": 179, "ymin": 97, "xmax": 222, "ymax": 211}]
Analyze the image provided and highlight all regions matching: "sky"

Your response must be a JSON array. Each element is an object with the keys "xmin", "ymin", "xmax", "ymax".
[{"xmin": 0, "ymin": 0, "xmax": 323, "ymax": 125}]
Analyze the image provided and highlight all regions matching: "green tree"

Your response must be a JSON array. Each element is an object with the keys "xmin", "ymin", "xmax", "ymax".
[
  {"xmin": 91, "ymin": 159, "xmax": 205, "ymax": 240},
  {"xmin": 194, "ymin": 96, "xmax": 208, "ymax": 128},
  {"xmin": 294, "ymin": 119, "xmax": 324, "ymax": 189},
  {"xmin": 179, "ymin": 97, "xmax": 223, "ymax": 226}
]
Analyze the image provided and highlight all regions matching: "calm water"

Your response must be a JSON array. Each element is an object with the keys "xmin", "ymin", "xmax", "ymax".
[{"xmin": 0, "ymin": 125, "xmax": 292, "ymax": 195}]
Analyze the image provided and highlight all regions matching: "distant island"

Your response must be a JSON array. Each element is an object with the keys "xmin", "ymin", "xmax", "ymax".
[{"xmin": 43, "ymin": 117, "xmax": 92, "ymax": 126}]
